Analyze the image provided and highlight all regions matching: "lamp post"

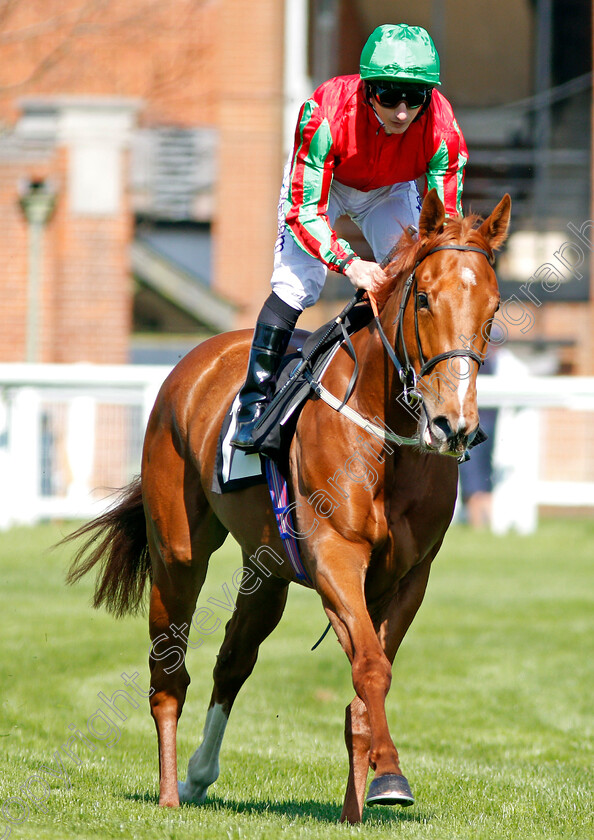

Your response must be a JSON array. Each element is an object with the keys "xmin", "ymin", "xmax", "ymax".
[{"xmin": 19, "ymin": 179, "xmax": 56, "ymax": 363}]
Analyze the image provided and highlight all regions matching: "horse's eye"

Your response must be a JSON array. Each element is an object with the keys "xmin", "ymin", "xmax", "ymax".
[{"xmin": 416, "ymin": 292, "xmax": 429, "ymax": 310}]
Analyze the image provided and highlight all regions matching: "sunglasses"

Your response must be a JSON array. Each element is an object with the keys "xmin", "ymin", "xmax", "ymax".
[{"xmin": 370, "ymin": 84, "xmax": 429, "ymax": 109}]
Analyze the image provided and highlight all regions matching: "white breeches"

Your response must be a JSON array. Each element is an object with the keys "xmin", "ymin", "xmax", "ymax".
[{"xmin": 270, "ymin": 166, "xmax": 422, "ymax": 312}]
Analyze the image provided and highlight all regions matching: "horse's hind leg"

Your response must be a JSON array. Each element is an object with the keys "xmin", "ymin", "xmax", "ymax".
[
  {"xmin": 179, "ymin": 561, "xmax": 289, "ymax": 804},
  {"xmin": 144, "ymin": 444, "xmax": 228, "ymax": 806}
]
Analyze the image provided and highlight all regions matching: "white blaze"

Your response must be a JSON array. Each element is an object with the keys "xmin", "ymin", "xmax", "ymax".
[
  {"xmin": 455, "ymin": 355, "xmax": 471, "ymax": 429},
  {"xmin": 460, "ymin": 267, "xmax": 477, "ymax": 286}
]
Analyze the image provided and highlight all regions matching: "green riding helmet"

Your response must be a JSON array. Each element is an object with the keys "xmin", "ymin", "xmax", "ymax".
[{"xmin": 360, "ymin": 24, "xmax": 441, "ymax": 87}]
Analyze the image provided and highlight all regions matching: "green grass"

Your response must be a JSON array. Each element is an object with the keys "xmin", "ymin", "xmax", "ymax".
[{"xmin": 0, "ymin": 518, "xmax": 592, "ymax": 839}]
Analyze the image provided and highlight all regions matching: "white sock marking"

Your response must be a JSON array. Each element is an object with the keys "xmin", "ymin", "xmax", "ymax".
[{"xmin": 179, "ymin": 702, "xmax": 228, "ymax": 804}]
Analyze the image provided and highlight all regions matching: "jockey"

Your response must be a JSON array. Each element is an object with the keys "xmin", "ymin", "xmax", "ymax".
[{"xmin": 232, "ymin": 22, "xmax": 468, "ymax": 451}]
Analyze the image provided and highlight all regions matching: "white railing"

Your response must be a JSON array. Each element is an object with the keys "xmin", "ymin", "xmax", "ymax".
[
  {"xmin": 1, "ymin": 363, "xmax": 593, "ymax": 533},
  {"xmin": 477, "ymin": 375, "xmax": 594, "ymax": 534},
  {"xmin": 0, "ymin": 363, "xmax": 171, "ymax": 529}
]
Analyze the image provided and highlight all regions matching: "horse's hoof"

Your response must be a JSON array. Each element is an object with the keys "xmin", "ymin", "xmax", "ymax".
[
  {"xmin": 366, "ymin": 774, "xmax": 414, "ymax": 807},
  {"xmin": 178, "ymin": 780, "xmax": 207, "ymax": 805}
]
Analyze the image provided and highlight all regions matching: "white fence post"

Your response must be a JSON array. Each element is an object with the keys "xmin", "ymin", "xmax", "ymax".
[
  {"xmin": 6, "ymin": 386, "xmax": 41, "ymax": 527},
  {"xmin": 65, "ymin": 395, "xmax": 97, "ymax": 506},
  {"xmin": 491, "ymin": 407, "xmax": 540, "ymax": 535},
  {"xmin": 0, "ymin": 391, "xmax": 11, "ymax": 530}
]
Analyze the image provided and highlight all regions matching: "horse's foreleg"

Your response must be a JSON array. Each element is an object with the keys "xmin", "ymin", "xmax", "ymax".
[
  {"xmin": 317, "ymin": 556, "xmax": 400, "ymax": 785},
  {"xmin": 340, "ymin": 554, "xmax": 434, "ymax": 822},
  {"xmin": 179, "ymin": 569, "xmax": 289, "ymax": 804}
]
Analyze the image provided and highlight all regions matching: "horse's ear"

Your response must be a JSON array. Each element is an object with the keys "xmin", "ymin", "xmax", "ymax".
[
  {"xmin": 418, "ymin": 188, "xmax": 446, "ymax": 240},
  {"xmin": 478, "ymin": 193, "xmax": 512, "ymax": 251}
]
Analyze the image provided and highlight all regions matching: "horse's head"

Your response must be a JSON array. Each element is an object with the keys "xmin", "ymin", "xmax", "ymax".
[{"xmin": 382, "ymin": 189, "xmax": 511, "ymax": 457}]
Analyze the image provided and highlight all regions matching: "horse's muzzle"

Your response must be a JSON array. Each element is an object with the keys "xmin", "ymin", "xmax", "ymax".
[{"xmin": 424, "ymin": 415, "xmax": 473, "ymax": 456}]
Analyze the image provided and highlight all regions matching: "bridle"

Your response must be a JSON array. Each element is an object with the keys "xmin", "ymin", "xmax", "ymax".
[
  {"xmin": 374, "ymin": 243, "xmax": 494, "ymax": 406},
  {"xmin": 270, "ymin": 239, "xmax": 496, "ymax": 454}
]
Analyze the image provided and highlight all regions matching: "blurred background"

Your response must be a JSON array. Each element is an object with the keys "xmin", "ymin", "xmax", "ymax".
[{"xmin": 0, "ymin": 0, "xmax": 592, "ymax": 532}]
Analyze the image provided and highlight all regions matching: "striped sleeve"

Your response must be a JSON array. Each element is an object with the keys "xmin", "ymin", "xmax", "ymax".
[
  {"xmin": 425, "ymin": 117, "xmax": 468, "ymax": 217},
  {"xmin": 284, "ymin": 100, "xmax": 356, "ymax": 271}
]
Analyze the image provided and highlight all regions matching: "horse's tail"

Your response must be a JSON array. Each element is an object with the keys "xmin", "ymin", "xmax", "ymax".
[{"xmin": 64, "ymin": 477, "xmax": 152, "ymax": 617}]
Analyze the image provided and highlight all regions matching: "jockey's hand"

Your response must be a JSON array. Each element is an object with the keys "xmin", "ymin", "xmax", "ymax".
[{"xmin": 344, "ymin": 259, "xmax": 387, "ymax": 294}]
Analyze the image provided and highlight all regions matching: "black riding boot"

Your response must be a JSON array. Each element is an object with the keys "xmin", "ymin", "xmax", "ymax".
[{"xmin": 231, "ymin": 322, "xmax": 293, "ymax": 451}]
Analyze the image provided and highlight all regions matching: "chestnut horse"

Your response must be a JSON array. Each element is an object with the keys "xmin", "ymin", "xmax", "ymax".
[{"xmin": 67, "ymin": 190, "xmax": 510, "ymax": 823}]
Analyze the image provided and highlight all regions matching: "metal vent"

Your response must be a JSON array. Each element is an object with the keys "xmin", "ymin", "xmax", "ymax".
[{"xmin": 131, "ymin": 127, "xmax": 217, "ymax": 221}]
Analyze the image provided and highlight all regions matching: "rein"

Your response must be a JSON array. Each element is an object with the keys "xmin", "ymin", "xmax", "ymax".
[{"xmin": 311, "ymin": 241, "xmax": 494, "ymax": 451}]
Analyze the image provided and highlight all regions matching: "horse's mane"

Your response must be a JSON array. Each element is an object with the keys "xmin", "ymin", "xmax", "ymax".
[{"xmin": 375, "ymin": 214, "xmax": 491, "ymax": 310}]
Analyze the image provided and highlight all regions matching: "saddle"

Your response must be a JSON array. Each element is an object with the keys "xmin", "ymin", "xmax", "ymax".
[
  {"xmin": 251, "ymin": 295, "xmax": 375, "ymax": 467},
  {"xmin": 211, "ymin": 295, "xmax": 372, "ymax": 496}
]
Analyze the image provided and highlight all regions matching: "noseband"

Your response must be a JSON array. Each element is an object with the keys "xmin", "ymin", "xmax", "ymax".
[{"xmin": 376, "ymin": 244, "xmax": 494, "ymax": 405}]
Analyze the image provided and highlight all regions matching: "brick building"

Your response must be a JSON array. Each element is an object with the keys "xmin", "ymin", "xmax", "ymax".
[
  {"xmin": 0, "ymin": 0, "xmax": 592, "ymax": 373},
  {"xmin": 1, "ymin": 99, "xmax": 138, "ymax": 363}
]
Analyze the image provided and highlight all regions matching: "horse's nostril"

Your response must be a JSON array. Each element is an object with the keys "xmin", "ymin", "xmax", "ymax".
[{"xmin": 432, "ymin": 416, "xmax": 453, "ymax": 440}]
